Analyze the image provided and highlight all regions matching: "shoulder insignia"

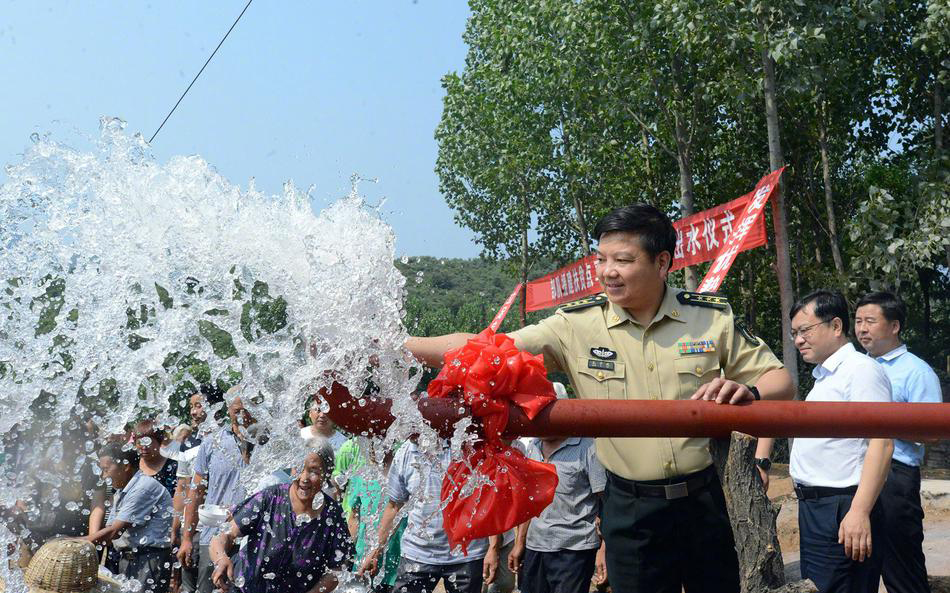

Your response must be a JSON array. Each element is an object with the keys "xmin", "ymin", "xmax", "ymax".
[
  {"xmin": 560, "ymin": 293, "xmax": 607, "ymax": 313},
  {"xmin": 677, "ymin": 291, "xmax": 729, "ymax": 310},
  {"xmin": 734, "ymin": 318, "xmax": 761, "ymax": 346}
]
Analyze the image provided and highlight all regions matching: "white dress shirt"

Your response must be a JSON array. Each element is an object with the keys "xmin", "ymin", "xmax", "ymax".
[{"xmin": 790, "ymin": 342, "xmax": 892, "ymax": 487}]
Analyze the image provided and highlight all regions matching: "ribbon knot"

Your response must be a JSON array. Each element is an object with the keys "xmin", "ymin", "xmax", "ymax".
[{"xmin": 428, "ymin": 328, "xmax": 558, "ymax": 552}]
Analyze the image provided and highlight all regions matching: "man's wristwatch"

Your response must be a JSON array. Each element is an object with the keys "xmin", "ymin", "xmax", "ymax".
[
  {"xmin": 746, "ymin": 384, "xmax": 761, "ymax": 400},
  {"xmin": 754, "ymin": 457, "xmax": 772, "ymax": 472}
]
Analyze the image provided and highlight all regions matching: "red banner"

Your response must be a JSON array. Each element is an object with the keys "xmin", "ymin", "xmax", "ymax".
[
  {"xmin": 671, "ymin": 194, "xmax": 768, "ymax": 271},
  {"xmin": 489, "ymin": 283, "xmax": 523, "ymax": 331},
  {"xmin": 523, "ymin": 170, "xmax": 784, "ymax": 312},
  {"xmin": 697, "ymin": 168, "xmax": 784, "ymax": 292},
  {"xmin": 524, "ymin": 255, "xmax": 600, "ymax": 312}
]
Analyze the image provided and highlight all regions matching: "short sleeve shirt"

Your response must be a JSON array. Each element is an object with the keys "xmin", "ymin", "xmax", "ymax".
[
  {"xmin": 193, "ymin": 428, "xmax": 248, "ymax": 545},
  {"xmin": 524, "ymin": 438, "xmax": 606, "ymax": 552},
  {"xmin": 348, "ymin": 474, "xmax": 406, "ymax": 586},
  {"xmin": 387, "ymin": 442, "xmax": 488, "ymax": 564},
  {"xmin": 145, "ymin": 458, "xmax": 179, "ymax": 498},
  {"xmin": 108, "ymin": 471, "xmax": 173, "ymax": 550},
  {"xmin": 790, "ymin": 342, "xmax": 893, "ymax": 487},
  {"xmin": 175, "ymin": 440, "xmax": 203, "ymax": 479},
  {"xmin": 874, "ymin": 345, "xmax": 943, "ymax": 467},
  {"xmin": 333, "ymin": 439, "xmax": 366, "ymax": 513},
  {"xmin": 510, "ymin": 287, "xmax": 783, "ymax": 480},
  {"xmin": 232, "ymin": 483, "xmax": 353, "ymax": 593}
]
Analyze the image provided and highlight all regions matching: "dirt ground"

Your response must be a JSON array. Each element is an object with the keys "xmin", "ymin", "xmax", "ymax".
[{"xmin": 769, "ymin": 464, "xmax": 950, "ymax": 591}]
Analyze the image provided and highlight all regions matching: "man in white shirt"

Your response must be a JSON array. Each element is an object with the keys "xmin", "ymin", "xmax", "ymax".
[{"xmin": 788, "ymin": 290, "xmax": 894, "ymax": 593}]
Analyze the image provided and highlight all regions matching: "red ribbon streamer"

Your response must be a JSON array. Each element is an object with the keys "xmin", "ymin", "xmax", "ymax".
[{"xmin": 428, "ymin": 328, "xmax": 559, "ymax": 552}]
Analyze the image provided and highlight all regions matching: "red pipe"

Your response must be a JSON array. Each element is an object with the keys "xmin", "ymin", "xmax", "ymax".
[{"xmin": 319, "ymin": 382, "xmax": 950, "ymax": 441}]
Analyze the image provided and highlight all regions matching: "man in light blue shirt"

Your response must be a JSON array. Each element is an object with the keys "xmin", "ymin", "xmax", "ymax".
[
  {"xmin": 358, "ymin": 438, "xmax": 500, "ymax": 593},
  {"xmin": 179, "ymin": 394, "xmax": 253, "ymax": 593},
  {"xmin": 856, "ymin": 291, "xmax": 942, "ymax": 593}
]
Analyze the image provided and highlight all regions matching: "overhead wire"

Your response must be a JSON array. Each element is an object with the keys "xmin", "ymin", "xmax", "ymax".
[{"xmin": 148, "ymin": 0, "xmax": 254, "ymax": 144}]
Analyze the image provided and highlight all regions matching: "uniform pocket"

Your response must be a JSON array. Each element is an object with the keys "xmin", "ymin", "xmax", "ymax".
[
  {"xmin": 575, "ymin": 357, "xmax": 626, "ymax": 399},
  {"xmin": 674, "ymin": 354, "xmax": 721, "ymax": 392}
]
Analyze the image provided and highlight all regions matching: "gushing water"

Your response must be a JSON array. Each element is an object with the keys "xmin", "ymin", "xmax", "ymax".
[{"xmin": 0, "ymin": 118, "xmax": 451, "ymax": 591}]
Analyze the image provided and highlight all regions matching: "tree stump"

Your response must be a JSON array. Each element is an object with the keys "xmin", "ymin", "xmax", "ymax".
[{"xmin": 711, "ymin": 432, "xmax": 804, "ymax": 593}]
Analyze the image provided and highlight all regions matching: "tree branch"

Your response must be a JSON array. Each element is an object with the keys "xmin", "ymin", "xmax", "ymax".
[{"xmin": 625, "ymin": 106, "xmax": 677, "ymax": 159}]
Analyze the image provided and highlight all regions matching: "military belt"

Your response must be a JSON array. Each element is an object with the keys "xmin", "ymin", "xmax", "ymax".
[{"xmin": 608, "ymin": 465, "xmax": 716, "ymax": 500}]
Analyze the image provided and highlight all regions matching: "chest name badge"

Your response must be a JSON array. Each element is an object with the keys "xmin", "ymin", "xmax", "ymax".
[
  {"xmin": 588, "ymin": 359, "xmax": 615, "ymax": 371},
  {"xmin": 678, "ymin": 339, "xmax": 716, "ymax": 355},
  {"xmin": 590, "ymin": 347, "xmax": 617, "ymax": 360}
]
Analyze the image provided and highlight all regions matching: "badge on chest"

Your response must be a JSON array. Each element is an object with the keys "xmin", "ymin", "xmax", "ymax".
[
  {"xmin": 587, "ymin": 359, "xmax": 615, "ymax": 371},
  {"xmin": 677, "ymin": 339, "xmax": 716, "ymax": 355},
  {"xmin": 590, "ymin": 347, "xmax": 617, "ymax": 360}
]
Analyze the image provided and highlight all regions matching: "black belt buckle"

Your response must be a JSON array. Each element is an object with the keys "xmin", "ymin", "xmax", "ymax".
[{"xmin": 664, "ymin": 482, "xmax": 689, "ymax": 499}]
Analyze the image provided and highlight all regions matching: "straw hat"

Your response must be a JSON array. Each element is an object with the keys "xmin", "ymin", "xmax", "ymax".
[{"xmin": 22, "ymin": 539, "xmax": 121, "ymax": 593}]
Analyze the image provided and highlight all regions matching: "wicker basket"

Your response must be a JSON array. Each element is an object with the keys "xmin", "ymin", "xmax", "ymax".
[{"xmin": 23, "ymin": 539, "xmax": 101, "ymax": 593}]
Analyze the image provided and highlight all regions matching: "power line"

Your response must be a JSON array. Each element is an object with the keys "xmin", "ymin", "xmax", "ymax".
[{"xmin": 149, "ymin": 0, "xmax": 254, "ymax": 144}]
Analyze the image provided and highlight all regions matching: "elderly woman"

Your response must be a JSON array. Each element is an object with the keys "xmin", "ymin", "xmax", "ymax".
[{"xmin": 209, "ymin": 437, "xmax": 354, "ymax": 593}]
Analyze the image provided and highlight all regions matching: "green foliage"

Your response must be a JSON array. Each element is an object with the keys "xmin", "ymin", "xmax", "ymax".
[
  {"xmin": 397, "ymin": 256, "xmax": 553, "ymax": 337},
  {"xmin": 434, "ymin": 0, "xmax": 949, "ymax": 380},
  {"xmin": 32, "ymin": 276, "xmax": 65, "ymax": 337},
  {"xmin": 240, "ymin": 281, "xmax": 289, "ymax": 342}
]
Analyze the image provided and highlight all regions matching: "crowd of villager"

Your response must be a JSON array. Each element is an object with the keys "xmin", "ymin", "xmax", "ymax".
[{"xmin": 2, "ymin": 204, "xmax": 943, "ymax": 593}]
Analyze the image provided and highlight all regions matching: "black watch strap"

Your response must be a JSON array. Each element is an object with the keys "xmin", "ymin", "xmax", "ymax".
[
  {"xmin": 747, "ymin": 385, "xmax": 761, "ymax": 400},
  {"xmin": 754, "ymin": 457, "xmax": 772, "ymax": 471}
]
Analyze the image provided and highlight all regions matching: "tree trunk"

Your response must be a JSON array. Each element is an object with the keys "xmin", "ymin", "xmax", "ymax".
[
  {"xmin": 759, "ymin": 15, "xmax": 799, "ymax": 388},
  {"xmin": 572, "ymin": 193, "xmax": 591, "ymax": 255},
  {"xmin": 674, "ymin": 114, "xmax": 699, "ymax": 291},
  {"xmin": 520, "ymin": 215, "xmax": 529, "ymax": 328},
  {"xmin": 560, "ymin": 120, "xmax": 592, "ymax": 255},
  {"xmin": 641, "ymin": 129, "xmax": 656, "ymax": 199},
  {"xmin": 771, "ymin": 581, "xmax": 818, "ymax": 593},
  {"xmin": 710, "ymin": 433, "xmax": 789, "ymax": 593},
  {"xmin": 747, "ymin": 267, "xmax": 757, "ymax": 326},
  {"xmin": 917, "ymin": 267, "xmax": 933, "ymax": 340},
  {"xmin": 818, "ymin": 120, "xmax": 846, "ymax": 276},
  {"xmin": 935, "ymin": 67, "xmax": 944, "ymax": 156}
]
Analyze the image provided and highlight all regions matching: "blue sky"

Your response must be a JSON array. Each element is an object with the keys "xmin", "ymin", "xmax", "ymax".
[{"xmin": 0, "ymin": 1, "xmax": 481, "ymax": 257}]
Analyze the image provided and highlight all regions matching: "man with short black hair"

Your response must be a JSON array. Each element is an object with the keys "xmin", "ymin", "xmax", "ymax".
[
  {"xmin": 856, "ymin": 291, "xmax": 941, "ymax": 593},
  {"xmin": 789, "ymin": 290, "xmax": 894, "ymax": 593},
  {"xmin": 87, "ymin": 442, "xmax": 174, "ymax": 593},
  {"xmin": 406, "ymin": 203, "xmax": 796, "ymax": 593}
]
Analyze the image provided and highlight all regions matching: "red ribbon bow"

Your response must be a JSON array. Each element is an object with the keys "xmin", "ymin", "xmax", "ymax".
[{"xmin": 428, "ymin": 328, "xmax": 559, "ymax": 552}]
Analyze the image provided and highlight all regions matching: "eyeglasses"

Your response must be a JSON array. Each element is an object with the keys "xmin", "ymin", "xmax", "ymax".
[{"xmin": 789, "ymin": 319, "xmax": 831, "ymax": 340}]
